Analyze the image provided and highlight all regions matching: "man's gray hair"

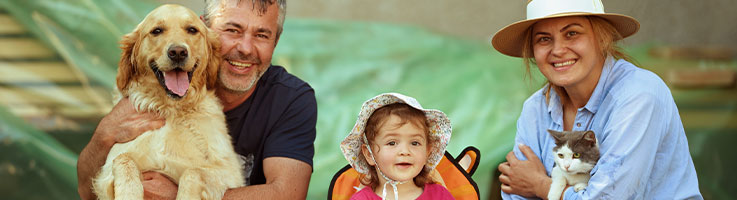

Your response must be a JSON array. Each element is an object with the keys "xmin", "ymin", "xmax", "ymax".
[{"xmin": 203, "ymin": 0, "xmax": 286, "ymax": 36}]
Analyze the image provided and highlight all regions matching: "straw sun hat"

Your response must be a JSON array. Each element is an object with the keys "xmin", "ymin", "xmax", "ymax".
[
  {"xmin": 340, "ymin": 93, "xmax": 452, "ymax": 175},
  {"xmin": 491, "ymin": 0, "xmax": 640, "ymax": 57}
]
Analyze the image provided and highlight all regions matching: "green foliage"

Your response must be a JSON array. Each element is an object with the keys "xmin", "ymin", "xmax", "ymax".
[
  {"xmin": 0, "ymin": 0, "xmax": 156, "ymax": 89},
  {"xmin": 0, "ymin": 106, "xmax": 78, "ymax": 199}
]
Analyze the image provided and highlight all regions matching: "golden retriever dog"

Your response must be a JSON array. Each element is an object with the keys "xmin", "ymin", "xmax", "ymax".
[{"xmin": 92, "ymin": 4, "xmax": 243, "ymax": 200}]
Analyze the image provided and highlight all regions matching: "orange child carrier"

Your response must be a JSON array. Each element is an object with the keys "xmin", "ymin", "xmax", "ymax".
[{"xmin": 328, "ymin": 146, "xmax": 481, "ymax": 200}]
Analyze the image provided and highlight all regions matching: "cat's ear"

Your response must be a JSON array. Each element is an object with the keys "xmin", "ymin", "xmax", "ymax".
[
  {"xmin": 548, "ymin": 129, "xmax": 564, "ymax": 144},
  {"xmin": 583, "ymin": 130, "xmax": 597, "ymax": 146}
]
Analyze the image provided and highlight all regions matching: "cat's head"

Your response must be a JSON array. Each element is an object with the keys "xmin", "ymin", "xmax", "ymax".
[{"xmin": 548, "ymin": 130, "xmax": 600, "ymax": 174}]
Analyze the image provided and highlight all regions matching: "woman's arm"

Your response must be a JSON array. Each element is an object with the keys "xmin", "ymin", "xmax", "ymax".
[{"xmin": 499, "ymin": 96, "xmax": 550, "ymax": 199}]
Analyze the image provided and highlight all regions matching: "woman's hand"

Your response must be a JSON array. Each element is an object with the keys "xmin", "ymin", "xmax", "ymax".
[{"xmin": 498, "ymin": 144, "xmax": 551, "ymax": 198}]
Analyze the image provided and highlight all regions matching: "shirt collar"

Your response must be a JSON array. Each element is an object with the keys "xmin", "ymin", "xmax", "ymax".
[
  {"xmin": 583, "ymin": 56, "xmax": 615, "ymax": 114},
  {"xmin": 545, "ymin": 84, "xmax": 563, "ymax": 126}
]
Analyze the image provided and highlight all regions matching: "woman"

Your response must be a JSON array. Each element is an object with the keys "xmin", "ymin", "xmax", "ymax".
[{"xmin": 491, "ymin": 0, "xmax": 702, "ymax": 199}]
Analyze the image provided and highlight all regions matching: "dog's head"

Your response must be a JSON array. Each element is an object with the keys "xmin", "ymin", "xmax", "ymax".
[{"xmin": 117, "ymin": 4, "xmax": 220, "ymax": 100}]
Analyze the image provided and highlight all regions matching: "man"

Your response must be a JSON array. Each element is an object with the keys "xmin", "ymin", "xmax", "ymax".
[{"xmin": 76, "ymin": 0, "xmax": 316, "ymax": 199}]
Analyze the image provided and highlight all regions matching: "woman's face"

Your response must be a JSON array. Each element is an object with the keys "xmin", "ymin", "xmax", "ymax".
[{"xmin": 531, "ymin": 16, "xmax": 605, "ymax": 90}]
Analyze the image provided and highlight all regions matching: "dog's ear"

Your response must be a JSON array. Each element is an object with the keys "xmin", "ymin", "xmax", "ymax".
[
  {"xmin": 116, "ymin": 30, "xmax": 139, "ymax": 93},
  {"xmin": 205, "ymin": 28, "xmax": 221, "ymax": 90}
]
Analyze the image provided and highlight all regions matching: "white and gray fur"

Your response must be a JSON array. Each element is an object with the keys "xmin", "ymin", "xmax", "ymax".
[{"xmin": 547, "ymin": 130, "xmax": 599, "ymax": 200}]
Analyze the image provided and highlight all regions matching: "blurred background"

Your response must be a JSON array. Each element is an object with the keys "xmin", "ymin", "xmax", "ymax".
[{"xmin": 1, "ymin": 0, "xmax": 735, "ymax": 199}]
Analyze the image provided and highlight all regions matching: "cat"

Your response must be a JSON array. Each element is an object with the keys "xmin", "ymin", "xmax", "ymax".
[{"xmin": 547, "ymin": 130, "xmax": 600, "ymax": 200}]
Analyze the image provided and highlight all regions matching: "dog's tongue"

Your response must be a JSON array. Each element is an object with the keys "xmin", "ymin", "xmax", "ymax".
[{"xmin": 163, "ymin": 70, "xmax": 189, "ymax": 96}]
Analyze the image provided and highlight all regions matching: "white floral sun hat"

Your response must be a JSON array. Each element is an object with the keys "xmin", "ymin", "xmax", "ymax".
[{"xmin": 340, "ymin": 93, "xmax": 452, "ymax": 175}]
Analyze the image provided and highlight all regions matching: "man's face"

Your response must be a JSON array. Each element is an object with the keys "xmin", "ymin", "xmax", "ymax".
[{"xmin": 209, "ymin": 1, "xmax": 280, "ymax": 93}]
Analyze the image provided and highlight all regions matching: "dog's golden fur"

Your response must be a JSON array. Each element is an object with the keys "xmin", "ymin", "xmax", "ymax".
[{"xmin": 93, "ymin": 4, "xmax": 243, "ymax": 200}]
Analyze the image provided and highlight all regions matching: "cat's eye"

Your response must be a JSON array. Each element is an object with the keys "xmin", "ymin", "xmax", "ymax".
[
  {"xmin": 557, "ymin": 153, "xmax": 563, "ymax": 158},
  {"xmin": 573, "ymin": 153, "xmax": 581, "ymax": 158}
]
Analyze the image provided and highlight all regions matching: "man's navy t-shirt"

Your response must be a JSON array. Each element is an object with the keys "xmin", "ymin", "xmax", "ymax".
[{"xmin": 224, "ymin": 65, "xmax": 317, "ymax": 185}]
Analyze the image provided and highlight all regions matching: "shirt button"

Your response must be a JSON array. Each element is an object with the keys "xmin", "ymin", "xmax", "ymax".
[{"xmin": 576, "ymin": 123, "xmax": 582, "ymax": 127}]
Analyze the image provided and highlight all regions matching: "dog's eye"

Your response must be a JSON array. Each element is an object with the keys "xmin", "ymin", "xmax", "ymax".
[
  {"xmin": 151, "ymin": 28, "xmax": 163, "ymax": 35},
  {"xmin": 187, "ymin": 27, "xmax": 199, "ymax": 34}
]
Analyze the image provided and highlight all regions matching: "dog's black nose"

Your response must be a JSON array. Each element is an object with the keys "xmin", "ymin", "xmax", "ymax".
[{"xmin": 167, "ymin": 46, "xmax": 188, "ymax": 62}]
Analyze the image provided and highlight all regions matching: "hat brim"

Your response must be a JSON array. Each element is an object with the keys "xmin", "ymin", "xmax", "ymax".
[
  {"xmin": 491, "ymin": 12, "xmax": 640, "ymax": 58},
  {"xmin": 340, "ymin": 93, "xmax": 452, "ymax": 174}
]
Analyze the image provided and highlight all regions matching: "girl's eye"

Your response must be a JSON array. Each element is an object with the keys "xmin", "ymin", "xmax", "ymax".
[
  {"xmin": 573, "ymin": 153, "xmax": 581, "ymax": 158},
  {"xmin": 387, "ymin": 141, "xmax": 396, "ymax": 146},
  {"xmin": 411, "ymin": 141, "xmax": 421, "ymax": 146},
  {"xmin": 557, "ymin": 153, "xmax": 564, "ymax": 158},
  {"xmin": 567, "ymin": 31, "xmax": 578, "ymax": 37}
]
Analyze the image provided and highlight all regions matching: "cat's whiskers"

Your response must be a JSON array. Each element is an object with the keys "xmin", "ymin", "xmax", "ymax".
[{"xmin": 547, "ymin": 130, "xmax": 600, "ymax": 200}]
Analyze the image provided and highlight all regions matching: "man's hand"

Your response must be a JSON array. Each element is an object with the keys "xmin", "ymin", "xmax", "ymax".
[
  {"xmin": 142, "ymin": 171, "xmax": 178, "ymax": 200},
  {"xmin": 498, "ymin": 144, "xmax": 551, "ymax": 199},
  {"xmin": 96, "ymin": 98, "xmax": 166, "ymax": 146}
]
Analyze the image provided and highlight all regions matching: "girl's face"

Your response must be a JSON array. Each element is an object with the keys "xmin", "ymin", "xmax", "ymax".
[
  {"xmin": 532, "ymin": 16, "xmax": 605, "ymax": 90},
  {"xmin": 363, "ymin": 114, "xmax": 429, "ymax": 182}
]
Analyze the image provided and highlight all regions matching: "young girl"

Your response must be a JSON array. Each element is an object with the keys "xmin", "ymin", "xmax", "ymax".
[{"xmin": 341, "ymin": 93, "xmax": 454, "ymax": 200}]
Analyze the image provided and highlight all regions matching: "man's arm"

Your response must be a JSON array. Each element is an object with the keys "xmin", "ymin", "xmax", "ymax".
[
  {"xmin": 141, "ymin": 157, "xmax": 312, "ymax": 200},
  {"xmin": 222, "ymin": 86, "xmax": 316, "ymax": 198},
  {"xmin": 223, "ymin": 157, "xmax": 311, "ymax": 199},
  {"xmin": 77, "ymin": 133, "xmax": 113, "ymax": 200},
  {"xmin": 77, "ymin": 98, "xmax": 165, "ymax": 200}
]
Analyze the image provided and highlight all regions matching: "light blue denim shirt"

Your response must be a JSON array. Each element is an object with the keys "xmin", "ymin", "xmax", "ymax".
[{"xmin": 502, "ymin": 57, "xmax": 702, "ymax": 200}]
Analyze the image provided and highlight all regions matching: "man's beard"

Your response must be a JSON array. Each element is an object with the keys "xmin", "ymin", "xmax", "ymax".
[
  {"xmin": 217, "ymin": 50, "xmax": 266, "ymax": 94},
  {"xmin": 218, "ymin": 69, "xmax": 261, "ymax": 94}
]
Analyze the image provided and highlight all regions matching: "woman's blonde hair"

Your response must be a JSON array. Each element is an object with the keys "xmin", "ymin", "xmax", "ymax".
[
  {"xmin": 358, "ymin": 103, "xmax": 436, "ymax": 190},
  {"xmin": 520, "ymin": 16, "xmax": 636, "ymax": 103}
]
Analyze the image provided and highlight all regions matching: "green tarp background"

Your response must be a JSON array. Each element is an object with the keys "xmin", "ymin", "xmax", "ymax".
[{"xmin": 1, "ymin": 0, "xmax": 735, "ymax": 199}]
